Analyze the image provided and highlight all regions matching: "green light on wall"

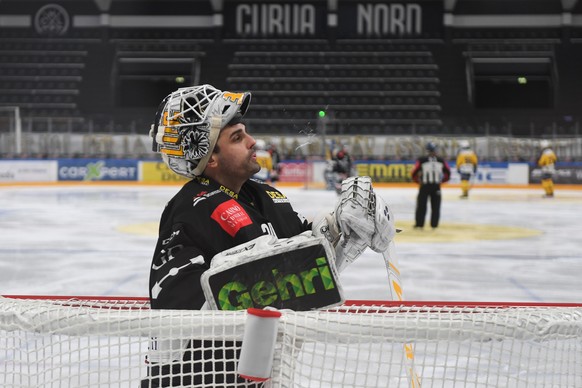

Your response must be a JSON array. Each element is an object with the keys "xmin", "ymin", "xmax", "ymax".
[{"xmin": 517, "ymin": 76, "xmax": 527, "ymax": 85}]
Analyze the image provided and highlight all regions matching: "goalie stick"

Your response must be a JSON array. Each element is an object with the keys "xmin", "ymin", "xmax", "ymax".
[{"xmin": 382, "ymin": 239, "xmax": 422, "ymax": 388}]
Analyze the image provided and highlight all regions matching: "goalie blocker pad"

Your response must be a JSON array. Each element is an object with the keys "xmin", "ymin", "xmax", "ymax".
[{"xmin": 201, "ymin": 234, "xmax": 344, "ymax": 311}]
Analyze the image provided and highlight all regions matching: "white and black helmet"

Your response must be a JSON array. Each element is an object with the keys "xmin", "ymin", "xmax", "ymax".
[
  {"xmin": 150, "ymin": 84, "xmax": 251, "ymax": 178},
  {"xmin": 458, "ymin": 140, "xmax": 470, "ymax": 150},
  {"xmin": 255, "ymin": 138, "xmax": 266, "ymax": 150}
]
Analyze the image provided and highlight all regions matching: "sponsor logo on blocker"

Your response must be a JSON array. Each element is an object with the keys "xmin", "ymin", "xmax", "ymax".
[{"xmin": 217, "ymin": 256, "xmax": 335, "ymax": 310}]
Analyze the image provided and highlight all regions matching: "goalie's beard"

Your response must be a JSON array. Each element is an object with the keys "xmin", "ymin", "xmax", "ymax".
[{"xmin": 140, "ymin": 339, "xmax": 264, "ymax": 387}]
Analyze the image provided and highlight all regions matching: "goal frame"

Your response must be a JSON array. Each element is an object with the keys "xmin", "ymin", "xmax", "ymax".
[
  {"xmin": 1, "ymin": 295, "xmax": 581, "ymax": 388},
  {"xmin": 5, "ymin": 294, "xmax": 582, "ymax": 308}
]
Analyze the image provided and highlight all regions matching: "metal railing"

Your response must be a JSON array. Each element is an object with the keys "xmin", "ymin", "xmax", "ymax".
[{"xmin": 1, "ymin": 115, "xmax": 581, "ymax": 161}]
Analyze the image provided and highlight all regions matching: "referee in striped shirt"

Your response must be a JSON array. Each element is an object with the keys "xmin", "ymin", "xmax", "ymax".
[{"xmin": 411, "ymin": 142, "xmax": 451, "ymax": 229}]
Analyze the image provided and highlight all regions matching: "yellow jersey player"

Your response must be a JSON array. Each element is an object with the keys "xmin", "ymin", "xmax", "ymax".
[
  {"xmin": 253, "ymin": 139, "xmax": 274, "ymax": 182},
  {"xmin": 456, "ymin": 140, "xmax": 478, "ymax": 198},
  {"xmin": 537, "ymin": 139, "xmax": 557, "ymax": 198}
]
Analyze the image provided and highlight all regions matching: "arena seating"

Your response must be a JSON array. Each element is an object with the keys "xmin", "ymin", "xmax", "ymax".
[
  {"xmin": 1, "ymin": 0, "xmax": 581, "ymax": 138},
  {"xmin": 227, "ymin": 40, "xmax": 442, "ymax": 134},
  {"xmin": 0, "ymin": 38, "xmax": 89, "ymax": 118}
]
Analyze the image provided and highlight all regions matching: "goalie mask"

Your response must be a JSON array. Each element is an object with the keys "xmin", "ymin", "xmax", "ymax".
[{"xmin": 150, "ymin": 84, "xmax": 252, "ymax": 178}]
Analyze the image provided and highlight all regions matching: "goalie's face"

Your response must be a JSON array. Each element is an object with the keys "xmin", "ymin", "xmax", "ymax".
[{"xmin": 205, "ymin": 123, "xmax": 261, "ymax": 192}]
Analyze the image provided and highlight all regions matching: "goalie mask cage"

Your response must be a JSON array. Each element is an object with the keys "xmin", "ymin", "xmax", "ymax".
[{"xmin": 0, "ymin": 296, "xmax": 581, "ymax": 388}]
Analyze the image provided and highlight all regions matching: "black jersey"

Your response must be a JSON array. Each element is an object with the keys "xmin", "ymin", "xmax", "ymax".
[
  {"xmin": 411, "ymin": 156, "xmax": 451, "ymax": 185},
  {"xmin": 149, "ymin": 176, "xmax": 311, "ymax": 310}
]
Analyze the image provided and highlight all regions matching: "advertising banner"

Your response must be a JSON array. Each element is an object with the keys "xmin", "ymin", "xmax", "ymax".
[
  {"xmin": 279, "ymin": 160, "xmax": 513, "ymax": 185},
  {"xmin": 0, "ymin": 160, "xmax": 57, "ymax": 182},
  {"xmin": 449, "ymin": 162, "xmax": 509, "ymax": 185},
  {"xmin": 278, "ymin": 161, "xmax": 309, "ymax": 182},
  {"xmin": 530, "ymin": 164, "xmax": 582, "ymax": 184},
  {"xmin": 356, "ymin": 162, "xmax": 415, "ymax": 183},
  {"xmin": 58, "ymin": 159, "xmax": 139, "ymax": 181},
  {"xmin": 356, "ymin": 161, "xmax": 511, "ymax": 184},
  {"xmin": 141, "ymin": 161, "xmax": 190, "ymax": 184}
]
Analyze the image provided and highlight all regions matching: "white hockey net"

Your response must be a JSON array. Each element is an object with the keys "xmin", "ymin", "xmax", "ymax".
[{"xmin": 0, "ymin": 296, "xmax": 581, "ymax": 388}]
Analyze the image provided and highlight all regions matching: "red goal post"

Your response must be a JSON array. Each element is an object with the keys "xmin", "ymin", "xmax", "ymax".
[{"xmin": 1, "ymin": 295, "xmax": 581, "ymax": 387}]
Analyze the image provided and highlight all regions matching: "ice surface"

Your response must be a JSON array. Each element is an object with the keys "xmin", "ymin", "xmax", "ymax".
[{"xmin": 1, "ymin": 184, "xmax": 580, "ymax": 303}]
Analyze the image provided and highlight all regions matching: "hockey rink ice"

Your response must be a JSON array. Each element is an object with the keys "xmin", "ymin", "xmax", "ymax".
[{"xmin": 0, "ymin": 182, "xmax": 581, "ymax": 303}]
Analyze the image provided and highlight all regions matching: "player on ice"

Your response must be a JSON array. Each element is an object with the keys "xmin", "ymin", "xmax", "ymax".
[
  {"xmin": 143, "ymin": 84, "xmax": 396, "ymax": 386},
  {"xmin": 537, "ymin": 139, "xmax": 557, "ymax": 198},
  {"xmin": 251, "ymin": 138, "xmax": 273, "ymax": 182},
  {"xmin": 456, "ymin": 140, "xmax": 478, "ymax": 198},
  {"xmin": 324, "ymin": 145, "xmax": 353, "ymax": 193}
]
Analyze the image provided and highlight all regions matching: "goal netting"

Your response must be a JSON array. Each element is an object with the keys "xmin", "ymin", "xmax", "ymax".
[{"xmin": 0, "ymin": 296, "xmax": 581, "ymax": 387}]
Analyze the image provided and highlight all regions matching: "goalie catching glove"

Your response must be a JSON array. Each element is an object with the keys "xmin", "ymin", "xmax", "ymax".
[{"xmin": 313, "ymin": 176, "xmax": 396, "ymax": 272}]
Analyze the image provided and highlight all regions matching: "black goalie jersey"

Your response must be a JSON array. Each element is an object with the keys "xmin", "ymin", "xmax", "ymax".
[{"xmin": 148, "ymin": 176, "xmax": 311, "ymax": 311}]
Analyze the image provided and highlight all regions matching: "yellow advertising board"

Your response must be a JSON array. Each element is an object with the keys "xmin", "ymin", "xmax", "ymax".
[
  {"xmin": 356, "ymin": 163, "xmax": 415, "ymax": 183},
  {"xmin": 141, "ymin": 161, "xmax": 190, "ymax": 183}
]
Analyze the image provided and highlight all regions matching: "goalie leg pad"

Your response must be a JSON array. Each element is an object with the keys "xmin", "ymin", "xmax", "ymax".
[{"xmin": 201, "ymin": 233, "xmax": 344, "ymax": 311}]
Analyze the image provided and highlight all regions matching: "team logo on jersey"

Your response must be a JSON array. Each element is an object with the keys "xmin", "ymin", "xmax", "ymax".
[
  {"xmin": 211, "ymin": 199, "xmax": 252, "ymax": 237},
  {"xmin": 265, "ymin": 190, "xmax": 290, "ymax": 204},
  {"xmin": 219, "ymin": 185, "xmax": 238, "ymax": 199},
  {"xmin": 192, "ymin": 189, "xmax": 221, "ymax": 207},
  {"xmin": 195, "ymin": 176, "xmax": 210, "ymax": 185}
]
